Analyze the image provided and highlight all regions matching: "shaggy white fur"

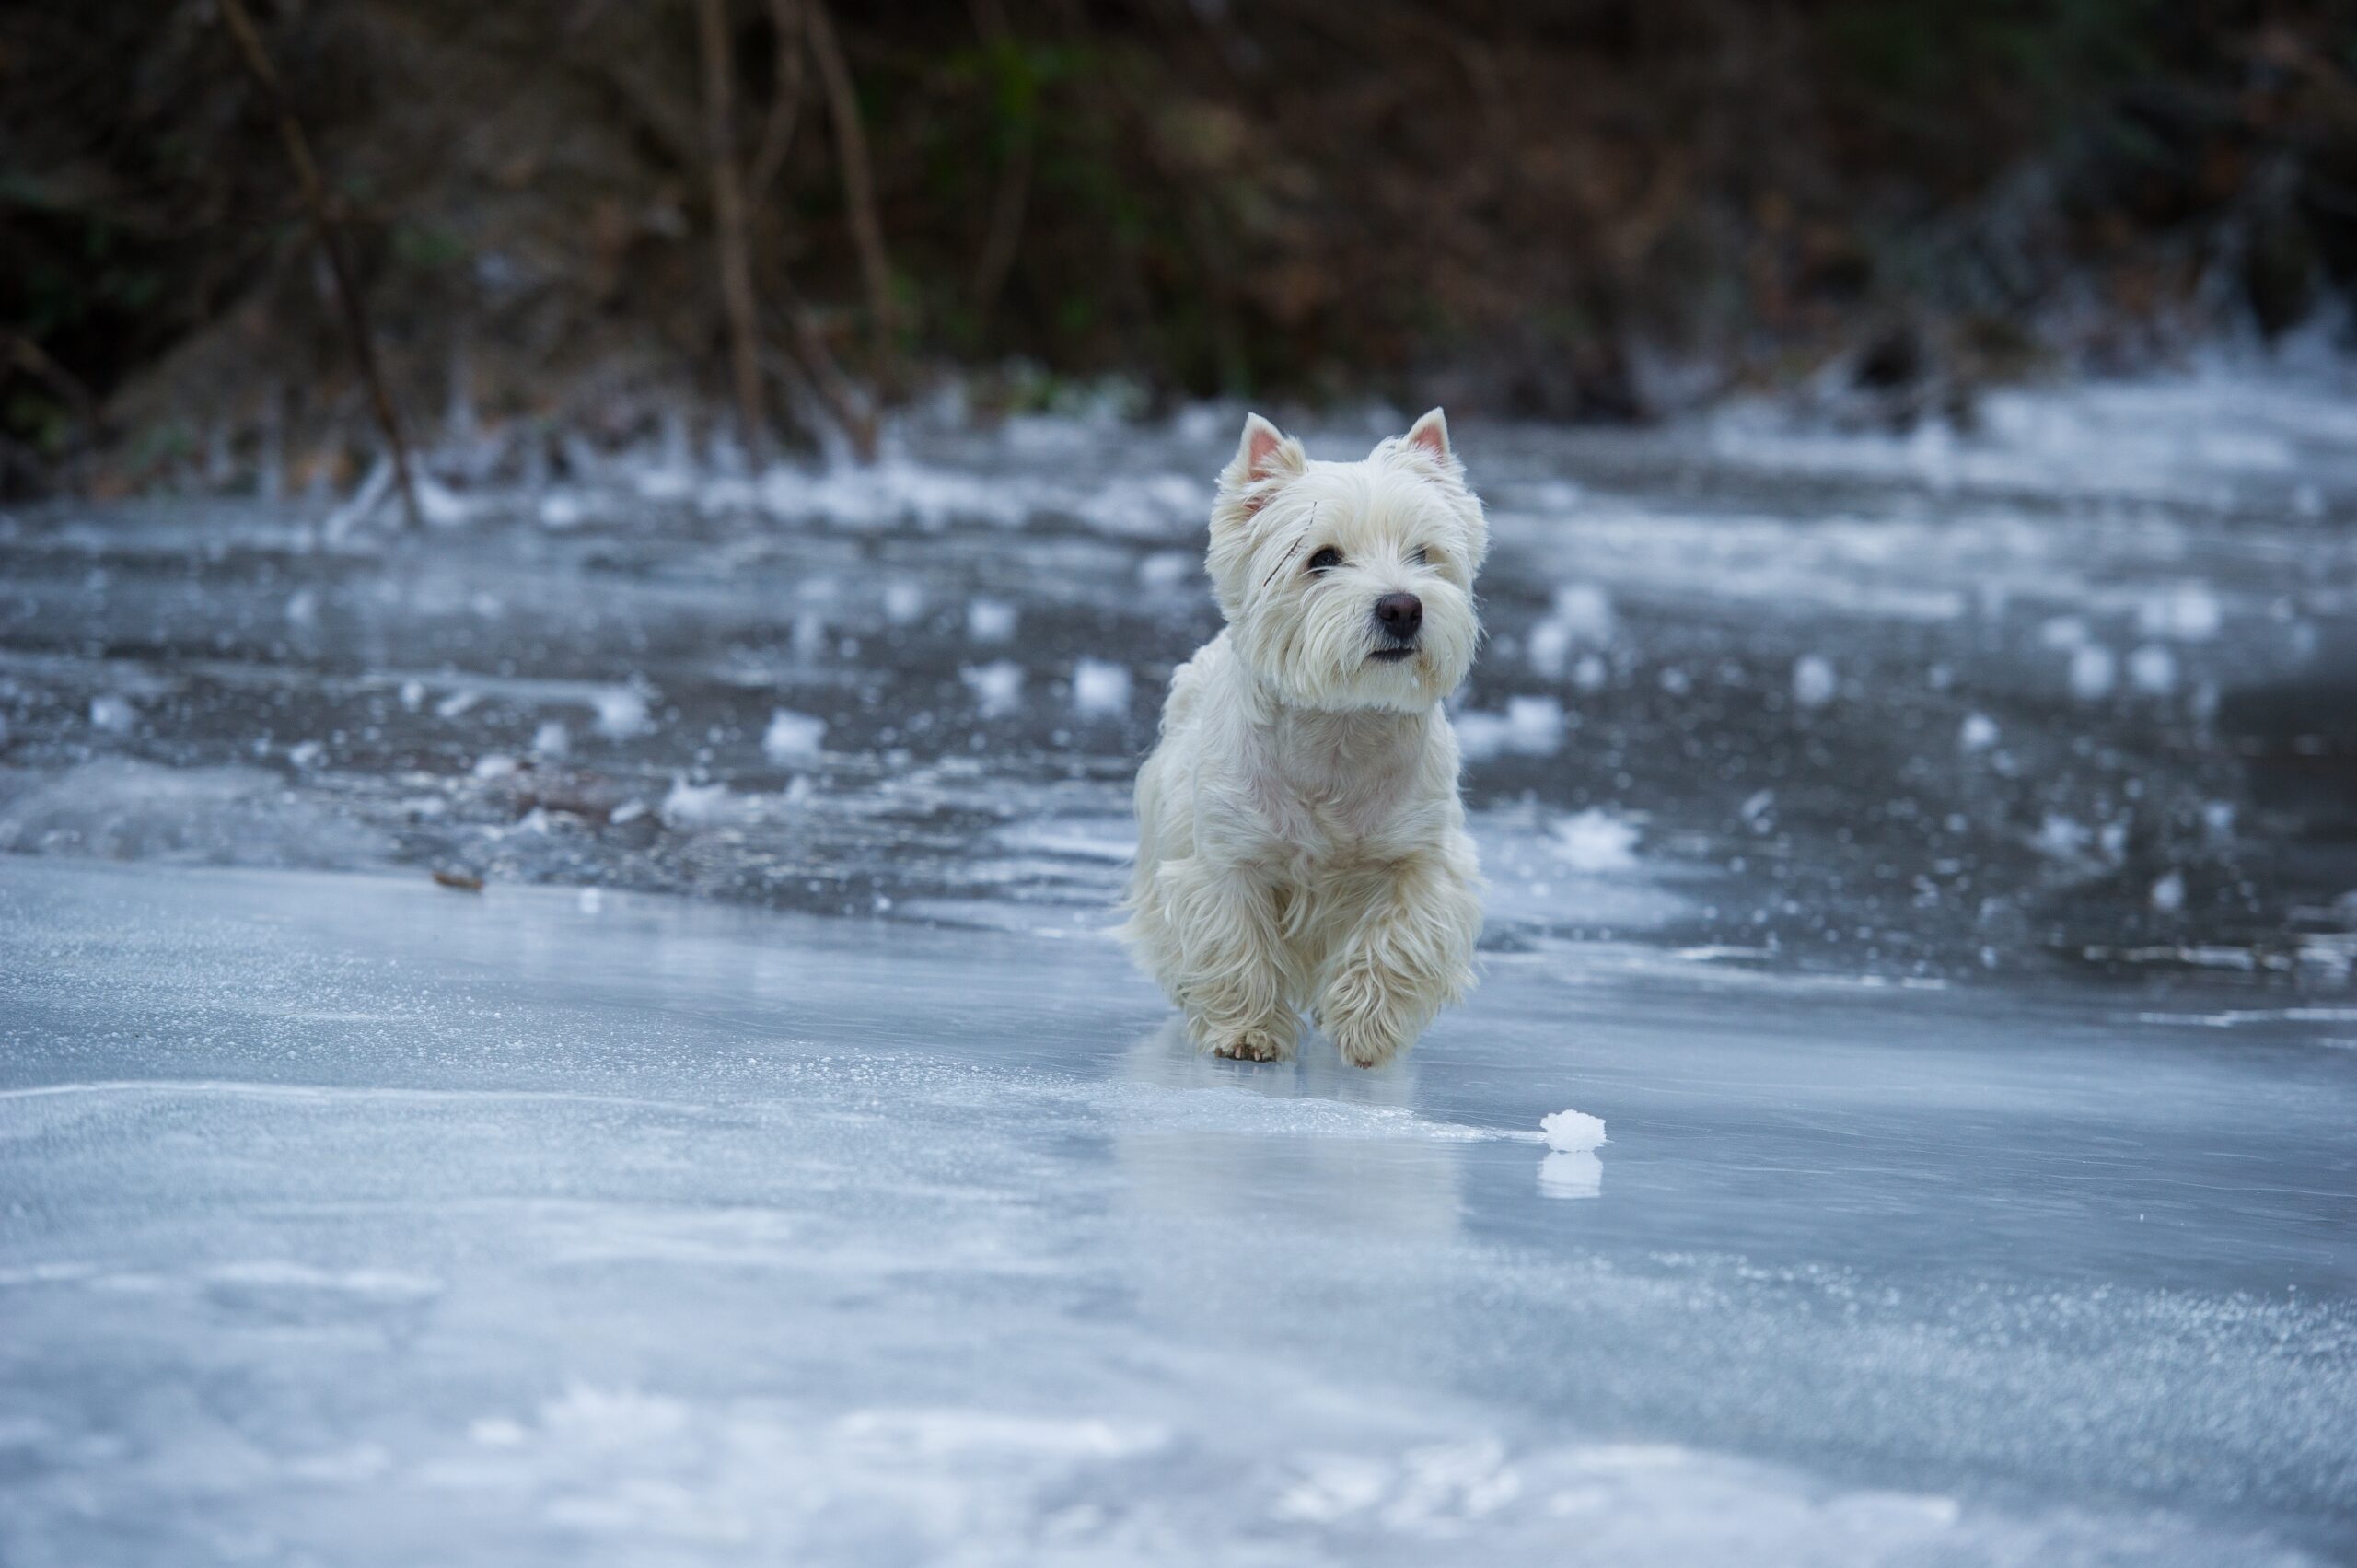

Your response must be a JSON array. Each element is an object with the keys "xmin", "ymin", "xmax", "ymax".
[{"xmin": 1122, "ymin": 409, "xmax": 1487, "ymax": 1066}]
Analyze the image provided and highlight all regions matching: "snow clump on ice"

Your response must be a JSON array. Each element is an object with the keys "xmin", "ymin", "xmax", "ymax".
[{"xmin": 1541, "ymin": 1109, "xmax": 1608, "ymax": 1152}]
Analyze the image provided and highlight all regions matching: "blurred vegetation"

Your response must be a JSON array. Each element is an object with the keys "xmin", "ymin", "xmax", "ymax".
[{"xmin": 2, "ymin": 0, "xmax": 2354, "ymax": 493}]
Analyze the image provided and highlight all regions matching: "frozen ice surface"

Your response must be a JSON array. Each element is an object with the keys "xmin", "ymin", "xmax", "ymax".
[{"xmin": 1, "ymin": 858, "xmax": 2352, "ymax": 1566}]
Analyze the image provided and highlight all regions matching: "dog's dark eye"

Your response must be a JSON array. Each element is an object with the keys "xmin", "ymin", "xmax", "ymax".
[
  {"xmin": 1411, "ymin": 546, "xmax": 1431, "ymax": 566},
  {"xmin": 1306, "ymin": 547, "xmax": 1342, "ymax": 573}
]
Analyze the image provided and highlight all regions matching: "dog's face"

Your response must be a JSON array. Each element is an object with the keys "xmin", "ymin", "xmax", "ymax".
[{"xmin": 1205, "ymin": 409, "xmax": 1487, "ymax": 714}]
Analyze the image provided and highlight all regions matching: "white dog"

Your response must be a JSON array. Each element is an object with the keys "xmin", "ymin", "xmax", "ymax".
[{"xmin": 1122, "ymin": 409, "xmax": 1487, "ymax": 1066}]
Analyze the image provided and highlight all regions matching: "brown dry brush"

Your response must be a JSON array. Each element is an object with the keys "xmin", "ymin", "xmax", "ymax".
[{"xmin": 2, "ymin": 1, "xmax": 2354, "ymax": 498}]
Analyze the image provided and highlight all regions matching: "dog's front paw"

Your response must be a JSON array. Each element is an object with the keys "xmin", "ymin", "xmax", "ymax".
[
  {"xmin": 1325, "ymin": 1012, "xmax": 1408, "ymax": 1069},
  {"xmin": 1209, "ymin": 1027, "xmax": 1290, "ymax": 1063},
  {"xmin": 1318, "ymin": 966, "xmax": 1424, "ymax": 1068}
]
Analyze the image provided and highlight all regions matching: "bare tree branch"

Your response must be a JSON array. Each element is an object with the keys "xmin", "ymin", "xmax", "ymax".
[
  {"xmin": 968, "ymin": 0, "xmax": 1033, "ymax": 320},
  {"xmin": 804, "ymin": 1, "xmax": 898, "ymax": 359},
  {"xmin": 216, "ymin": 0, "xmax": 422, "ymax": 529},
  {"xmin": 692, "ymin": 0, "xmax": 770, "ymax": 452},
  {"xmin": 749, "ymin": 0, "xmax": 807, "ymax": 195}
]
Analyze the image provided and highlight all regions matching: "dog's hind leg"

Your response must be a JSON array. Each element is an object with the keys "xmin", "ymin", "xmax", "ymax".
[{"xmin": 1142, "ymin": 856, "xmax": 1302, "ymax": 1062}]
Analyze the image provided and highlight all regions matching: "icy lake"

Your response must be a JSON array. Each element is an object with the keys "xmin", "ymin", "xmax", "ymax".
[{"xmin": 2, "ymin": 367, "xmax": 2354, "ymax": 1562}]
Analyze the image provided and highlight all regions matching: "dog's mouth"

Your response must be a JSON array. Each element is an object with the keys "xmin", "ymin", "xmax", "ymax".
[{"xmin": 1367, "ymin": 645, "xmax": 1418, "ymax": 664}]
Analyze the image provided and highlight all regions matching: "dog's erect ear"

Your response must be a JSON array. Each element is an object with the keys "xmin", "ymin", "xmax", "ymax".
[
  {"xmin": 1216, "ymin": 412, "xmax": 1306, "ymax": 522},
  {"xmin": 1404, "ymin": 407, "xmax": 1452, "ymax": 462}
]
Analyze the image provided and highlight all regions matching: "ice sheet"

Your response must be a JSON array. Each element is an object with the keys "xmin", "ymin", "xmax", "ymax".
[{"xmin": 1, "ymin": 859, "xmax": 2351, "ymax": 1565}]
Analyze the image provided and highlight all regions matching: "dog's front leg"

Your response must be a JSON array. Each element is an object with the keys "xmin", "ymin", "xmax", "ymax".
[
  {"xmin": 1152, "ymin": 858, "xmax": 1300, "ymax": 1062},
  {"xmin": 1318, "ymin": 851, "xmax": 1480, "ymax": 1067}
]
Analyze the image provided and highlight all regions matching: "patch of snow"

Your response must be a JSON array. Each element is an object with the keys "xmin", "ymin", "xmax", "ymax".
[
  {"xmin": 2139, "ymin": 584, "xmax": 2223, "ymax": 642},
  {"xmin": 762, "ymin": 709, "xmax": 827, "ymax": 762},
  {"xmin": 1549, "ymin": 808, "xmax": 1641, "ymax": 873},
  {"xmin": 2127, "ymin": 645, "xmax": 2177, "ymax": 695},
  {"xmin": 2068, "ymin": 645, "xmax": 2117, "ymax": 701},
  {"xmin": 659, "ymin": 777, "xmax": 732, "ymax": 830},
  {"xmin": 1527, "ymin": 585, "xmax": 1615, "ymax": 678},
  {"xmin": 1540, "ymin": 1109, "xmax": 1608, "ymax": 1152},
  {"xmin": 967, "ymin": 598, "xmax": 1017, "ymax": 644},
  {"xmin": 881, "ymin": 579, "xmax": 926, "ymax": 626},
  {"xmin": 592, "ymin": 688, "xmax": 654, "ymax": 739},
  {"xmin": 1959, "ymin": 713, "xmax": 1999, "ymax": 752},
  {"xmin": 961, "ymin": 661, "xmax": 1024, "ymax": 718},
  {"xmin": 1791, "ymin": 655, "xmax": 1837, "ymax": 710},
  {"xmin": 1071, "ymin": 659, "xmax": 1132, "ymax": 718},
  {"xmin": 88, "ymin": 695, "xmax": 134, "ymax": 734}
]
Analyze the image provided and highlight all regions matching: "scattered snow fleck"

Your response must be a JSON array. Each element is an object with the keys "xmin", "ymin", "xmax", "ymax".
[
  {"xmin": 2038, "ymin": 616, "xmax": 2090, "ymax": 650},
  {"xmin": 398, "ymin": 680, "xmax": 425, "ymax": 713},
  {"xmin": 1548, "ymin": 808, "xmax": 1640, "ymax": 872},
  {"xmin": 881, "ymin": 579, "xmax": 926, "ymax": 626},
  {"xmin": 2067, "ymin": 645, "xmax": 2117, "ymax": 701},
  {"xmin": 2151, "ymin": 870, "xmax": 2187, "ymax": 913},
  {"xmin": 2202, "ymin": 801, "xmax": 2236, "ymax": 842},
  {"xmin": 762, "ymin": 709, "xmax": 827, "ymax": 762},
  {"xmin": 962, "ymin": 660, "xmax": 1024, "ymax": 717},
  {"xmin": 471, "ymin": 753, "xmax": 518, "ymax": 781},
  {"xmin": 2139, "ymin": 584, "xmax": 2223, "ymax": 642},
  {"xmin": 1791, "ymin": 655, "xmax": 1836, "ymax": 709},
  {"xmin": 1459, "ymin": 697, "xmax": 1565, "ymax": 761},
  {"xmin": 435, "ymin": 690, "xmax": 482, "ymax": 720},
  {"xmin": 2035, "ymin": 814, "xmax": 2092, "ymax": 861},
  {"xmin": 88, "ymin": 695, "xmax": 134, "ymax": 734},
  {"xmin": 659, "ymin": 777, "xmax": 732, "ymax": 830},
  {"xmin": 284, "ymin": 587, "xmax": 319, "ymax": 626},
  {"xmin": 288, "ymin": 740, "xmax": 325, "ymax": 769},
  {"xmin": 1572, "ymin": 653, "xmax": 1608, "ymax": 692},
  {"xmin": 592, "ymin": 688, "xmax": 653, "ymax": 739},
  {"xmin": 538, "ymin": 493, "xmax": 586, "ymax": 529},
  {"xmin": 1739, "ymin": 789, "xmax": 1776, "ymax": 829},
  {"xmin": 1072, "ymin": 659, "xmax": 1132, "ymax": 718},
  {"xmin": 967, "ymin": 598, "xmax": 1017, "ymax": 643},
  {"xmin": 1527, "ymin": 585, "xmax": 1615, "ymax": 677},
  {"xmin": 2128, "ymin": 644, "xmax": 2177, "ymax": 695},
  {"xmin": 1540, "ymin": 1109, "xmax": 1608, "ymax": 1152},
  {"xmin": 1959, "ymin": 713, "xmax": 2000, "ymax": 752},
  {"xmin": 610, "ymin": 799, "xmax": 648, "ymax": 826},
  {"xmin": 531, "ymin": 721, "xmax": 571, "ymax": 760}
]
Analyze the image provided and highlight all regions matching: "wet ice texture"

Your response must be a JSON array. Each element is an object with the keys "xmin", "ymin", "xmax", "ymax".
[{"xmin": 2, "ymin": 859, "xmax": 2353, "ymax": 1565}]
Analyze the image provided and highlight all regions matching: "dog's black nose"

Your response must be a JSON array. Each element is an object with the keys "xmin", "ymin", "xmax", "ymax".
[{"xmin": 1373, "ymin": 592, "xmax": 1422, "ymax": 641}]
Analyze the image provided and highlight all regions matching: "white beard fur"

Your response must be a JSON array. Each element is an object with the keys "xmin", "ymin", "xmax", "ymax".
[{"xmin": 1122, "ymin": 408, "xmax": 1487, "ymax": 1066}]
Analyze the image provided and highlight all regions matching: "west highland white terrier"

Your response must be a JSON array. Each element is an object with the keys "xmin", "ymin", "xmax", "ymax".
[{"xmin": 1123, "ymin": 409, "xmax": 1487, "ymax": 1066}]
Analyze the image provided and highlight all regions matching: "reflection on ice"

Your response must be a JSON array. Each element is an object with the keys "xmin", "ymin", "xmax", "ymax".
[{"xmin": 1538, "ymin": 1148, "xmax": 1605, "ymax": 1200}]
